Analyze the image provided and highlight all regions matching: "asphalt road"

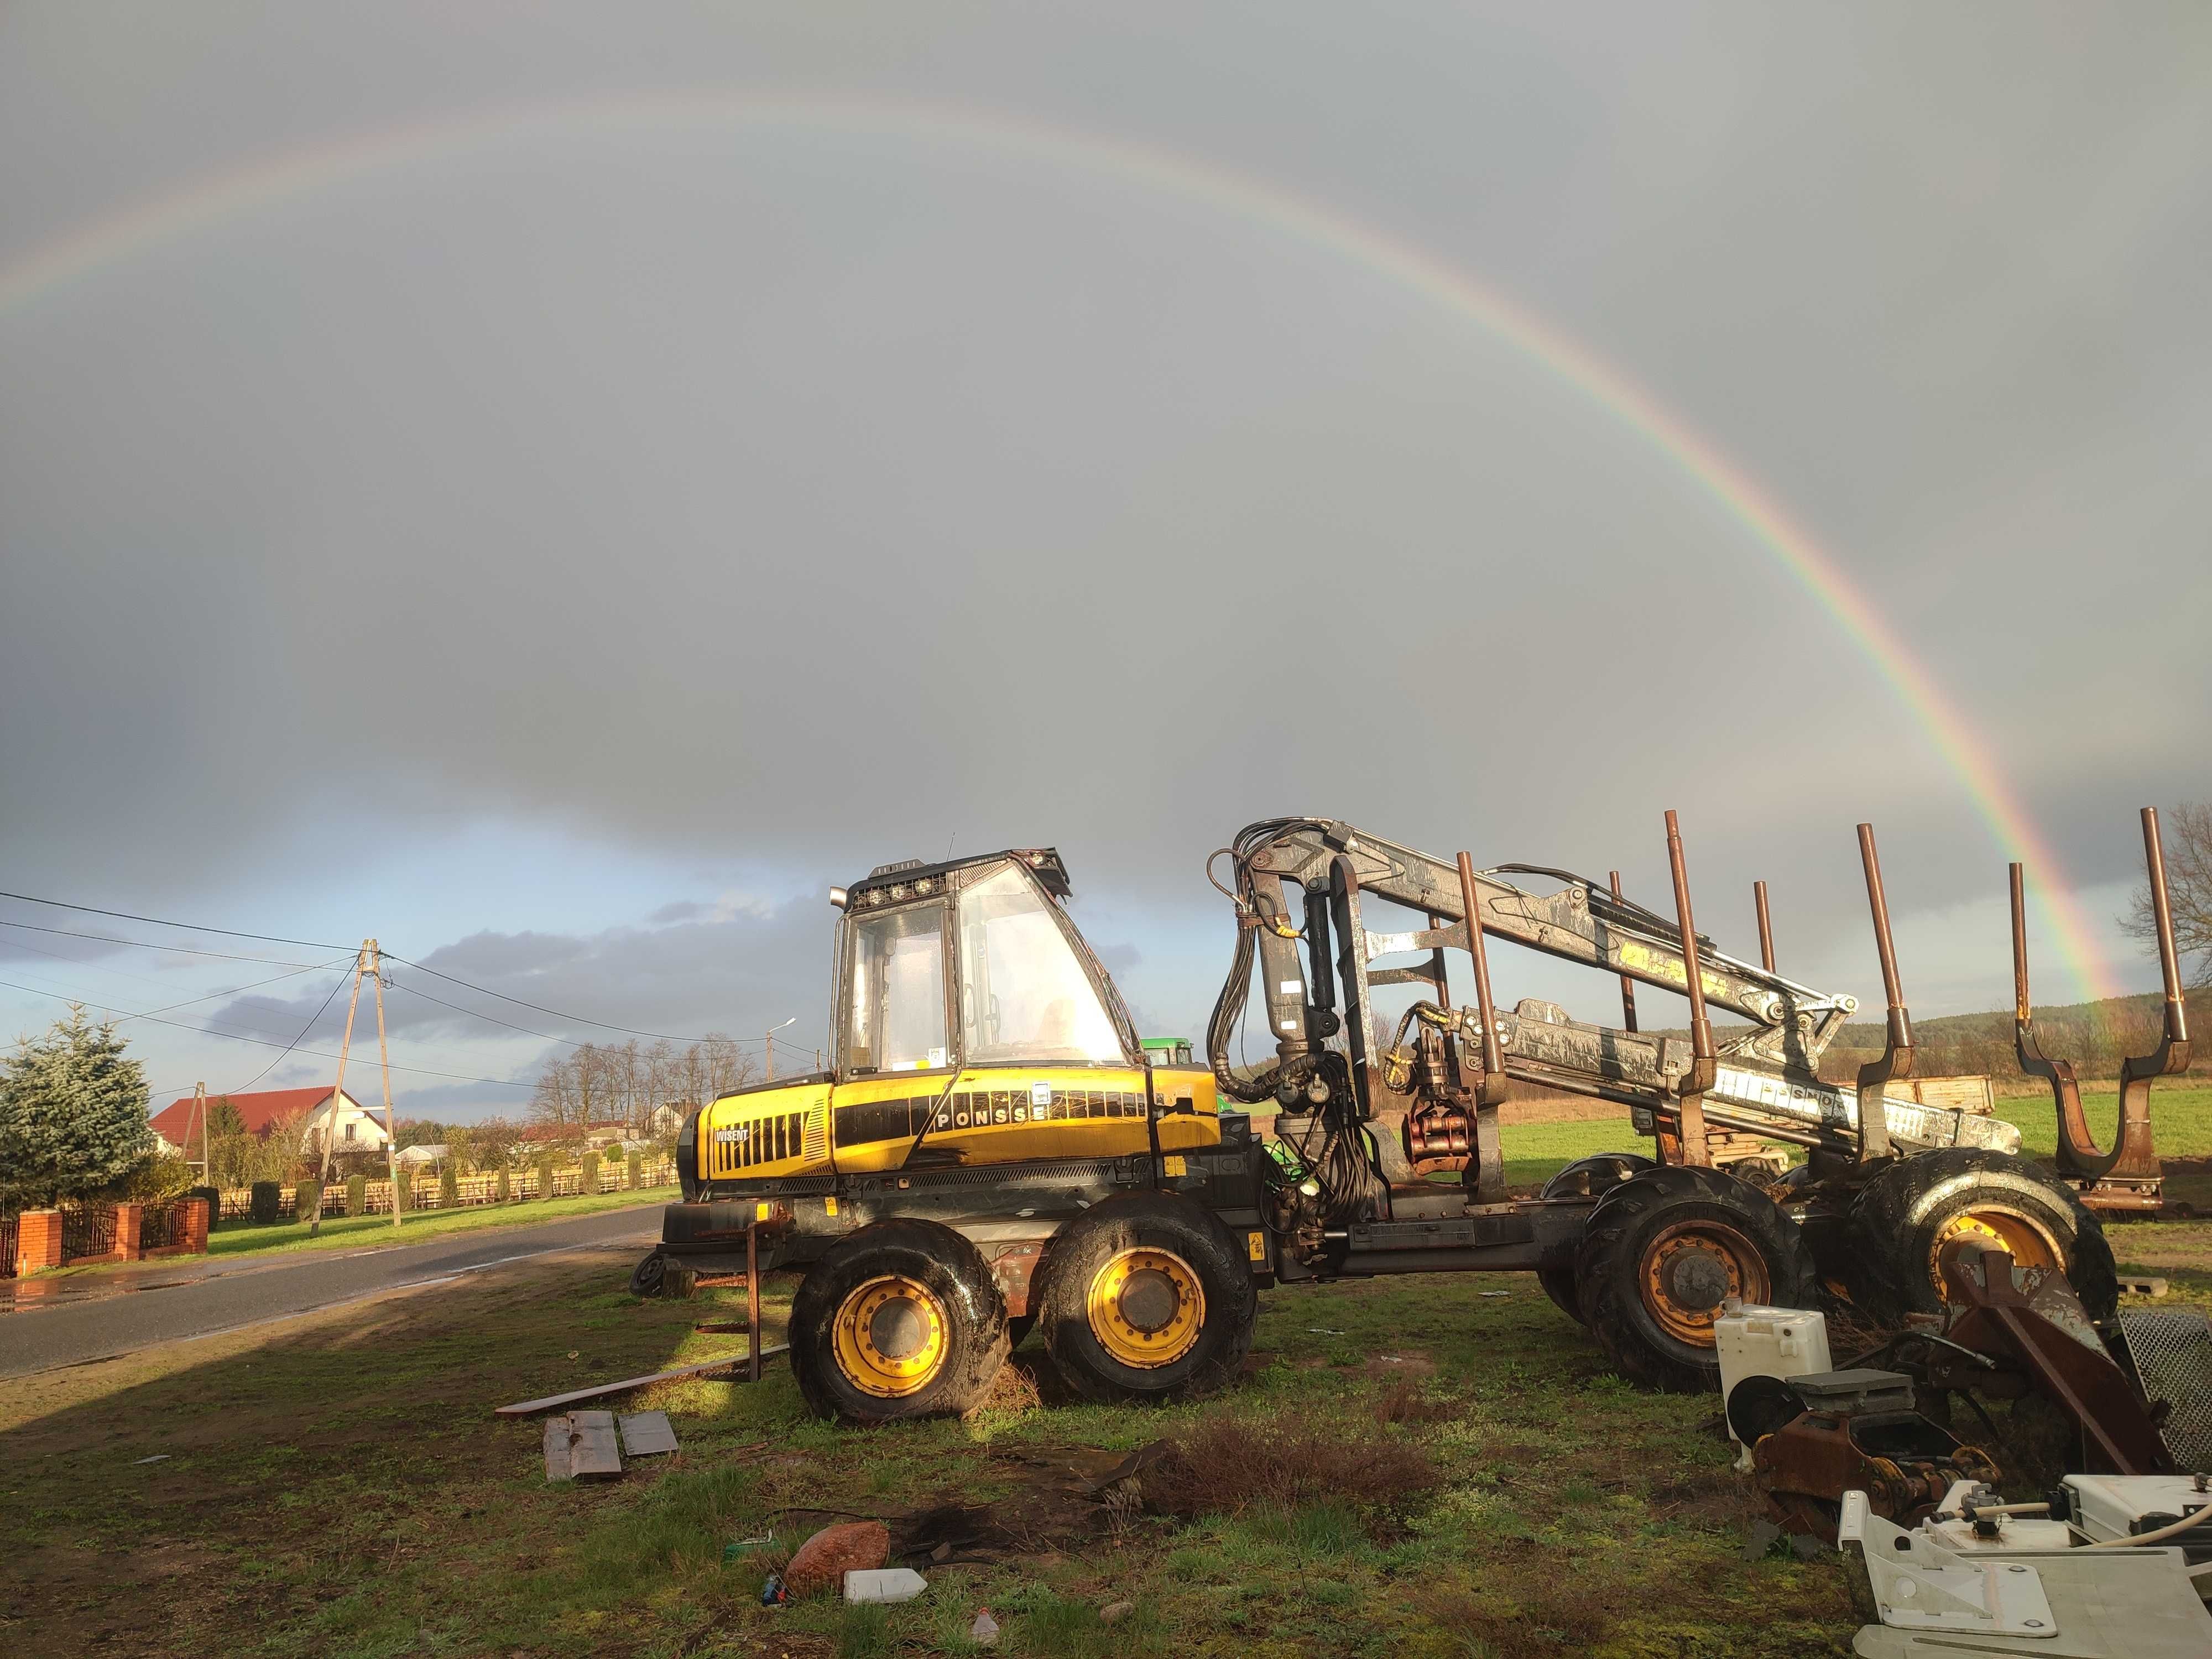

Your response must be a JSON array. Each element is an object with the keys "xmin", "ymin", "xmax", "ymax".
[{"xmin": 0, "ymin": 1206, "xmax": 662, "ymax": 1379}]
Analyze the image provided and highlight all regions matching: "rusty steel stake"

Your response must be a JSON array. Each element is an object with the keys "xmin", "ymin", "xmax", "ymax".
[
  {"xmin": 1851, "ymin": 824, "xmax": 1911, "ymax": 1165},
  {"xmin": 1610, "ymin": 870, "xmax": 1639, "ymax": 1032},
  {"xmin": 1754, "ymin": 880, "xmax": 1776, "ymax": 974},
  {"xmin": 1454, "ymin": 852, "xmax": 1508, "ymax": 1202},
  {"xmin": 2103, "ymin": 807, "xmax": 2193, "ymax": 1193},
  {"xmin": 1663, "ymin": 811, "xmax": 1715, "ymax": 1167},
  {"xmin": 746, "ymin": 1222, "xmax": 762, "ymax": 1385},
  {"xmin": 2013, "ymin": 861, "xmax": 2094, "ymax": 1179}
]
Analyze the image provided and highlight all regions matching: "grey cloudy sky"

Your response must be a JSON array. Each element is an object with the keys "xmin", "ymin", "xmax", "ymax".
[{"xmin": 3, "ymin": 3, "xmax": 2207, "ymax": 1119}]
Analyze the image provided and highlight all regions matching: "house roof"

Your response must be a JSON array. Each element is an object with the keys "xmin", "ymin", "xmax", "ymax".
[{"xmin": 149, "ymin": 1085, "xmax": 354, "ymax": 1145}]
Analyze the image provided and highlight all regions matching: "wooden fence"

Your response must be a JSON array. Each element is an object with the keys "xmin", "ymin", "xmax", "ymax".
[{"xmin": 215, "ymin": 1159, "xmax": 679, "ymax": 1223}]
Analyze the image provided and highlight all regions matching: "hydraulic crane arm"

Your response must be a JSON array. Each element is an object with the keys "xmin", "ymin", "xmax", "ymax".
[{"xmin": 1213, "ymin": 819, "xmax": 1854, "ymax": 1091}]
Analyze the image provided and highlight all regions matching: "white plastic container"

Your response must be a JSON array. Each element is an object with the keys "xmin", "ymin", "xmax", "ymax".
[
  {"xmin": 844, "ymin": 1568, "xmax": 928, "ymax": 1604},
  {"xmin": 2063, "ymin": 1474, "xmax": 2211, "ymax": 1545},
  {"xmin": 1715, "ymin": 1302, "xmax": 1831, "ymax": 1468}
]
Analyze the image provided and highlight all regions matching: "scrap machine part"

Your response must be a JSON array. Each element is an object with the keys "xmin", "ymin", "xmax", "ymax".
[
  {"xmin": 2116, "ymin": 1308, "xmax": 2212, "ymax": 1473},
  {"xmin": 1840, "ymin": 1489, "xmax": 2212, "ymax": 1658},
  {"xmin": 1747, "ymin": 1368, "xmax": 2001, "ymax": 1543},
  {"xmin": 1919, "ymin": 1246, "xmax": 2173, "ymax": 1478}
]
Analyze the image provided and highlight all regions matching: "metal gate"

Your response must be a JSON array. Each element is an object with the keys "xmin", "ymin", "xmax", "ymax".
[
  {"xmin": 59, "ymin": 1203, "xmax": 117, "ymax": 1263},
  {"xmin": 0, "ymin": 1212, "xmax": 16, "ymax": 1277},
  {"xmin": 139, "ymin": 1200, "xmax": 184, "ymax": 1253}
]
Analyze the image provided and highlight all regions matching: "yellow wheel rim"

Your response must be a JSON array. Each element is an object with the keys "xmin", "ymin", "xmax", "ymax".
[
  {"xmin": 832, "ymin": 1275, "xmax": 948, "ymax": 1398},
  {"xmin": 1087, "ymin": 1248, "xmax": 1206, "ymax": 1369},
  {"xmin": 1929, "ymin": 1208, "xmax": 2060, "ymax": 1300},
  {"xmin": 1639, "ymin": 1220, "xmax": 1769, "ymax": 1347}
]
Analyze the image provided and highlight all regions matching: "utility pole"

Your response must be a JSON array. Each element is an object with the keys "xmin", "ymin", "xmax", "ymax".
[
  {"xmin": 194, "ymin": 1081, "xmax": 209, "ymax": 1186},
  {"xmin": 764, "ymin": 1016, "xmax": 795, "ymax": 1083},
  {"xmin": 371, "ymin": 940, "xmax": 400, "ymax": 1229},
  {"xmin": 311, "ymin": 943, "xmax": 369, "ymax": 1238}
]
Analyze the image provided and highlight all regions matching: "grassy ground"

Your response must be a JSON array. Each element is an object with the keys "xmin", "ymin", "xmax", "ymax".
[
  {"xmin": 196, "ymin": 1188, "xmax": 671, "ymax": 1261},
  {"xmin": 8, "ymin": 1200, "xmax": 2207, "ymax": 1659},
  {"xmin": 9, "ymin": 1112, "xmax": 2210, "ymax": 1657}
]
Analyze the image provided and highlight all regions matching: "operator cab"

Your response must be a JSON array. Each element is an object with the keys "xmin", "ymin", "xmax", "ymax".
[{"xmin": 833, "ymin": 847, "xmax": 1134, "ymax": 1077}]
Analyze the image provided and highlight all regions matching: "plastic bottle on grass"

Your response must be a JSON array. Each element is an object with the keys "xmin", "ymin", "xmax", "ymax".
[{"xmin": 971, "ymin": 1607, "xmax": 999, "ymax": 1647}]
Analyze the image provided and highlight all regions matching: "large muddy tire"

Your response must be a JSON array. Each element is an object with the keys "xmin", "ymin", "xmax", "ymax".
[
  {"xmin": 1838, "ymin": 1148, "xmax": 2117, "ymax": 1327},
  {"xmin": 789, "ymin": 1219, "xmax": 1009, "ymax": 1425},
  {"xmin": 1537, "ymin": 1153, "xmax": 1657, "ymax": 1323},
  {"xmin": 1575, "ymin": 1165, "xmax": 1815, "ymax": 1393},
  {"xmin": 628, "ymin": 1250, "xmax": 667, "ymax": 1298},
  {"xmin": 1037, "ymin": 1192, "xmax": 1256, "ymax": 1405}
]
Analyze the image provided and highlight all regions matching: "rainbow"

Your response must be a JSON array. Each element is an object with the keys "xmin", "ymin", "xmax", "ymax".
[{"xmin": 0, "ymin": 90, "xmax": 2118, "ymax": 1002}]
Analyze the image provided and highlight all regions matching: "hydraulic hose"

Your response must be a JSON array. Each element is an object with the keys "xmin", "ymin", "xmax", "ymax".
[{"xmin": 1204, "ymin": 817, "xmax": 1326, "ymax": 1107}]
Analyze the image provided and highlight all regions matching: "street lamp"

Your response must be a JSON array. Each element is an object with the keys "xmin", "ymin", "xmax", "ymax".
[{"xmin": 764, "ymin": 1016, "xmax": 796, "ymax": 1082}]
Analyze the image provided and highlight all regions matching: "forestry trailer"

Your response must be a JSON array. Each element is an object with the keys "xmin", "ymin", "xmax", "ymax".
[{"xmin": 643, "ymin": 810, "xmax": 2190, "ymax": 1424}]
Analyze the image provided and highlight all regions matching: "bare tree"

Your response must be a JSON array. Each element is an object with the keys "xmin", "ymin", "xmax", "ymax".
[
  {"xmin": 2123, "ymin": 802, "xmax": 2212, "ymax": 988},
  {"xmin": 475, "ymin": 1114, "xmax": 520, "ymax": 1170},
  {"xmin": 697, "ymin": 1032, "xmax": 757, "ymax": 1099},
  {"xmin": 530, "ymin": 1052, "xmax": 582, "ymax": 1127}
]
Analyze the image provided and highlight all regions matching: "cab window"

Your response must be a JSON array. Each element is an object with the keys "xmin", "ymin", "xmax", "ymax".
[
  {"xmin": 844, "ymin": 904, "xmax": 948, "ymax": 1074},
  {"xmin": 958, "ymin": 866, "xmax": 1125, "ymax": 1065}
]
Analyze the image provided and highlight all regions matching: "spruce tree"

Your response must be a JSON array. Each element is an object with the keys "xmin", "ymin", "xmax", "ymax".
[{"xmin": 0, "ymin": 1006, "xmax": 153, "ymax": 1206}]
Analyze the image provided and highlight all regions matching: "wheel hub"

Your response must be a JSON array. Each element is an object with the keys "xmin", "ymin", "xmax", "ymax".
[
  {"xmin": 1118, "ymin": 1268, "xmax": 1181, "ymax": 1332},
  {"xmin": 1640, "ymin": 1219, "xmax": 1770, "ymax": 1345},
  {"xmin": 833, "ymin": 1275, "xmax": 948, "ymax": 1397},
  {"xmin": 1088, "ymin": 1248, "xmax": 1205, "ymax": 1369},
  {"xmin": 1665, "ymin": 1250, "xmax": 1733, "ymax": 1312},
  {"xmin": 868, "ymin": 1298, "xmax": 931, "ymax": 1361}
]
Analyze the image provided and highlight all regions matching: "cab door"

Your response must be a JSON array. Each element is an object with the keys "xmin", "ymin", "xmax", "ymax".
[{"xmin": 828, "ymin": 895, "xmax": 957, "ymax": 1173}]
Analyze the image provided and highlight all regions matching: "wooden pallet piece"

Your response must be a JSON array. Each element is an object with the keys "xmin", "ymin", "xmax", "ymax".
[
  {"xmin": 495, "ymin": 1347, "xmax": 787, "ymax": 1417},
  {"xmin": 542, "ymin": 1410, "xmax": 624, "ymax": 1481},
  {"xmin": 618, "ymin": 1411, "xmax": 679, "ymax": 1457}
]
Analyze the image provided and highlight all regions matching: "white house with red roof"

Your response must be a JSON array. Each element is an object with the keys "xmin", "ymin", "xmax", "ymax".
[{"xmin": 149, "ymin": 1085, "xmax": 392, "ymax": 1160}]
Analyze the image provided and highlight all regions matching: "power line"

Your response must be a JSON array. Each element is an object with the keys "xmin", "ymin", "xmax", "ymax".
[
  {"xmin": 0, "ymin": 916, "xmax": 332, "ymax": 968},
  {"xmin": 114, "ymin": 961, "xmax": 346, "ymax": 1025},
  {"xmin": 0, "ymin": 977, "xmax": 535, "ymax": 1092},
  {"xmin": 2, "ymin": 885, "xmax": 818, "ymax": 1056},
  {"xmin": 383, "ymin": 975, "xmax": 592, "ymax": 1048},
  {"xmin": 0, "ymin": 958, "xmax": 351, "ymax": 1032},
  {"xmin": 383, "ymin": 972, "xmax": 800, "ymax": 1052},
  {"xmin": 385, "ymin": 954, "xmax": 761, "ymax": 1046},
  {"xmin": 207, "ymin": 967, "xmax": 352, "ymax": 1099},
  {"xmin": 0, "ymin": 889, "xmax": 349, "ymax": 951}
]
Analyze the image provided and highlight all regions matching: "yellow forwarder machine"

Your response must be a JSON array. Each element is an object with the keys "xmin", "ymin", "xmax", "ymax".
[{"xmin": 643, "ymin": 813, "xmax": 2187, "ymax": 1425}]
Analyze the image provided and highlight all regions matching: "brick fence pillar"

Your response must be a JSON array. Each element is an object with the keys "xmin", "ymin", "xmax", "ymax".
[
  {"xmin": 184, "ymin": 1196, "xmax": 211, "ymax": 1255},
  {"xmin": 15, "ymin": 1209, "xmax": 62, "ymax": 1276},
  {"xmin": 115, "ymin": 1202, "xmax": 145, "ymax": 1261}
]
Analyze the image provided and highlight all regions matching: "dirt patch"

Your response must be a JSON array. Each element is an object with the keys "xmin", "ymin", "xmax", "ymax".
[
  {"xmin": 1141, "ymin": 1411, "xmax": 1441, "ymax": 1527},
  {"xmin": 1373, "ymin": 1376, "xmax": 1457, "ymax": 1426}
]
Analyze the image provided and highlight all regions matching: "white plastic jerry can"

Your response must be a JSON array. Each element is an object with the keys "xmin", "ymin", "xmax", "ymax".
[{"xmin": 1714, "ymin": 1301, "xmax": 1831, "ymax": 1468}]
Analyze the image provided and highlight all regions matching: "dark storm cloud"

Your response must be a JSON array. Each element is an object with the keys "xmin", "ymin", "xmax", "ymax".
[
  {"xmin": 207, "ymin": 898, "xmax": 834, "ymax": 1057},
  {"xmin": 2, "ymin": 0, "xmax": 2206, "ymax": 1066}
]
